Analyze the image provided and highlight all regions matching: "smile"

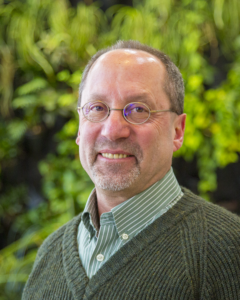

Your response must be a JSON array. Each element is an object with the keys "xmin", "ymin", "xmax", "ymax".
[{"xmin": 101, "ymin": 153, "xmax": 131, "ymax": 159}]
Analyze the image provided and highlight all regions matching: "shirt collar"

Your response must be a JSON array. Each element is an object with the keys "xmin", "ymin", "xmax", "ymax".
[
  {"xmin": 82, "ymin": 168, "xmax": 182, "ymax": 240},
  {"xmin": 111, "ymin": 167, "xmax": 182, "ymax": 239},
  {"xmin": 81, "ymin": 189, "xmax": 99, "ymax": 236}
]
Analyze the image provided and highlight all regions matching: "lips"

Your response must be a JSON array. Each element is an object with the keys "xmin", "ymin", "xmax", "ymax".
[{"xmin": 94, "ymin": 142, "xmax": 142, "ymax": 163}]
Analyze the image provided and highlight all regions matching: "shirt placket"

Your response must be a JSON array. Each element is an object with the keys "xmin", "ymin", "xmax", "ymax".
[{"xmin": 87, "ymin": 215, "xmax": 118, "ymax": 277}]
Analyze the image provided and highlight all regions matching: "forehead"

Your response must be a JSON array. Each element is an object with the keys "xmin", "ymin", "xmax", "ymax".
[
  {"xmin": 90, "ymin": 49, "xmax": 164, "ymax": 76},
  {"xmin": 82, "ymin": 49, "xmax": 168, "ymax": 106},
  {"xmin": 96, "ymin": 49, "xmax": 160, "ymax": 66}
]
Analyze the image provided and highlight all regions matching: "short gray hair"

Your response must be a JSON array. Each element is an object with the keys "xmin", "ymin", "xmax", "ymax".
[{"xmin": 78, "ymin": 40, "xmax": 184, "ymax": 115}]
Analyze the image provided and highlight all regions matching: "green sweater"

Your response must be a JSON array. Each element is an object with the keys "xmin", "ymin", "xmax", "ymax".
[{"xmin": 22, "ymin": 188, "xmax": 240, "ymax": 299}]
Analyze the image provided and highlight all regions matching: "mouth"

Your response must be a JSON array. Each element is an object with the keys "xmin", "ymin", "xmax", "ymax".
[{"xmin": 101, "ymin": 153, "xmax": 132, "ymax": 159}]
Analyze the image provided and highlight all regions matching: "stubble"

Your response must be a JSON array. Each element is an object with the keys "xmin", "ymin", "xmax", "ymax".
[{"xmin": 89, "ymin": 139, "xmax": 143, "ymax": 191}]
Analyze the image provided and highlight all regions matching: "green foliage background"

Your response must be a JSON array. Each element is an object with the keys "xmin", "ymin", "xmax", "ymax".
[{"xmin": 0, "ymin": 0, "xmax": 240, "ymax": 298}]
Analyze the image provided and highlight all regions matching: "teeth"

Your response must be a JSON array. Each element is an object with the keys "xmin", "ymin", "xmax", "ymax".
[{"xmin": 102, "ymin": 153, "xmax": 129, "ymax": 159}]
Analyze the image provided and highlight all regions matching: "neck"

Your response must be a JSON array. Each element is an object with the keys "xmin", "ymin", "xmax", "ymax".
[
  {"xmin": 95, "ymin": 187, "xmax": 138, "ymax": 217},
  {"xmin": 95, "ymin": 169, "xmax": 170, "ymax": 217}
]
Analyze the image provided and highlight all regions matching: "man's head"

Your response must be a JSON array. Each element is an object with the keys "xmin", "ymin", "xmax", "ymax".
[
  {"xmin": 78, "ymin": 40, "xmax": 184, "ymax": 115},
  {"xmin": 76, "ymin": 40, "xmax": 186, "ymax": 196}
]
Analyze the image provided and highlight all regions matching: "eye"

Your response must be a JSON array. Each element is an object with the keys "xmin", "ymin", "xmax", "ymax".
[
  {"xmin": 133, "ymin": 106, "xmax": 145, "ymax": 113},
  {"xmin": 90, "ymin": 104, "xmax": 104, "ymax": 111},
  {"xmin": 126, "ymin": 103, "xmax": 149, "ymax": 114}
]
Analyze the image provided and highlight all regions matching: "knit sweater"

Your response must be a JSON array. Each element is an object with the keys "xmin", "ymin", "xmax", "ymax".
[{"xmin": 22, "ymin": 188, "xmax": 240, "ymax": 300}]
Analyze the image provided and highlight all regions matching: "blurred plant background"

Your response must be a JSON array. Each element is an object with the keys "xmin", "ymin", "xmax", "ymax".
[{"xmin": 0, "ymin": 0, "xmax": 240, "ymax": 298}]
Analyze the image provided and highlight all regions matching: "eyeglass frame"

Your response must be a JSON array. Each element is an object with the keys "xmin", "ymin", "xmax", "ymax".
[{"xmin": 77, "ymin": 100, "xmax": 178, "ymax": 125}]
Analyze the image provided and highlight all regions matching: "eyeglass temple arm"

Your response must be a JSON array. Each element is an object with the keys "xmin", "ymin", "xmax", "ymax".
[{"xmin": 150, "ymin": 109, "xmax": 175, "ymax": 113}]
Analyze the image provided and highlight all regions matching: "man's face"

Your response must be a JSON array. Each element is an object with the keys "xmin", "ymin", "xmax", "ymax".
[{"xmin": 76, "ymin": 49, "xmax": 186, "ymax": 195}]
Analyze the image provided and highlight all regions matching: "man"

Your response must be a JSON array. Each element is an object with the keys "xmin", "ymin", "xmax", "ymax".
[{"xmin": 22, "ymin": 40, "xmax": 240, "ymax": 299}]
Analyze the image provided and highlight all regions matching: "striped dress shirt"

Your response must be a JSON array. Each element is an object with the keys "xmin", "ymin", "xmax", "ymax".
[{"xmin": 77, "ymin": 168, "xmax": 183, "ymax": 278}]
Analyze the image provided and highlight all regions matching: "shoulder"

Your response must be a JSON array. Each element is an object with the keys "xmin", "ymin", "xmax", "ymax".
[
  {"xmin": 22, "ymin": 214, "xmax": 82, "ymax": 299},
  {"xmin": 36, "ymin": 214, "xmax": 82, "ymax": 258},
  {"xmin": 181, "ymin": 187, "xmax": 240, "ymax": 229},
  {"xmin": 179, "ymin": 188, "xmax": 240, "ymax": 297},
  {"xmin": 181, "ymin": 187, "xmax": 240, "ymax": 255}
]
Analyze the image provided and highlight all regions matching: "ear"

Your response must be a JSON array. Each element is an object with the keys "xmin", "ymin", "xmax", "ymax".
[
  {"xmin": 173, "ymin": 113, "xmax": 186, "ymax": 152},
  {"xmin": 76, "ymin": 130, "xmax": 80, "ymax": 145},
  {"xmin": 76, "ymin": 109, "xmax": 81, "ymax": 145}
]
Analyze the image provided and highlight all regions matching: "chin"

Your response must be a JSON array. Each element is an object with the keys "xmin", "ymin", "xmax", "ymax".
[{"xmin": 92, "ymin": 168, "xmax": 141, "ymax": 192}]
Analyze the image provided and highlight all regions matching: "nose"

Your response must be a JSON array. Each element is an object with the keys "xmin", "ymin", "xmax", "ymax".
[{"xmin": 101, "ymin": 109, "xmax": 131, "ymax": 141}]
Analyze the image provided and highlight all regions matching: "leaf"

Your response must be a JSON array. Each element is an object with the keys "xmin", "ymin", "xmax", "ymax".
[
  {"xmin": 7, "ymin": 120, "xmax": 27, "ymax": 141},
  {"xmin": 16, "ymin": 78, "xmax": 48, "ymax": 96},
  {"xmin": 58, "ymin": 93, "xmax": 76, "ymax": 107},
  {"xmin": 56, "ymin": 70, "xmax": 70, "ymax": 82},
  {"xmin": 12, "ymin": 95, "xmax": 37, "ymax": 108}
]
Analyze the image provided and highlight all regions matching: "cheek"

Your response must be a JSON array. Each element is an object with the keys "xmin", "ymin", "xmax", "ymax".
[
  {"xmin": 139, "ymin": 120, "xmax": 173, "ymax": 157},
  {"xmin": 79, "ymin": 122, "xmax": 91, "ymax": 160},
  {"xmin": 80, "ymin": 119, "xmax": 96, "ymax": 143},
  {"xmin": 136, "ymin": 127, "xmax": 159, "ymax": 159},
  {"xmin": 79, "ymin": 121, "xmax": 100, "ymax": 158},
  {"xmin": 152, "ymin": 117, "xmax": 174, "ymax": 142}
]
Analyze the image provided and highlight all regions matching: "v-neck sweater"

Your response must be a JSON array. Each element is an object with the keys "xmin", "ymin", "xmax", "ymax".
[
  {"xmin": 78, "ymin": 168, "xmax": 183, "ymax": 278},
  {"xmin": 22, "ymin": 188, "xmax": 240, "ymax": 300}
]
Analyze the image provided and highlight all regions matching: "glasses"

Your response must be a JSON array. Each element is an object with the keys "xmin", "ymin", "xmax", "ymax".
[{"xmin": 77, "ymin": 101, "xmax": 176, "ymax": 125}]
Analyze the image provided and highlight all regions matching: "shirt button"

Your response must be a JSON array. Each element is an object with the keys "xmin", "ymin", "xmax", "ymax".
[
  {"xmin": 96, "ymin": 254, "xmax": 104, "ymax": 262},
  {"xmin": 121, "ymin": 233, "xmax": 129, "ymax": 240}
]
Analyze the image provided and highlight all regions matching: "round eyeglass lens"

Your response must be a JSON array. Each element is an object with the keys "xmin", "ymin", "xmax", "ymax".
[
  {"xmin": 83, "ymin": 101, "xmax": 109, "ymax": 122},
  {"xmin": 124, "ymin": 103, "xmax": 150, "ymax": 124}
]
